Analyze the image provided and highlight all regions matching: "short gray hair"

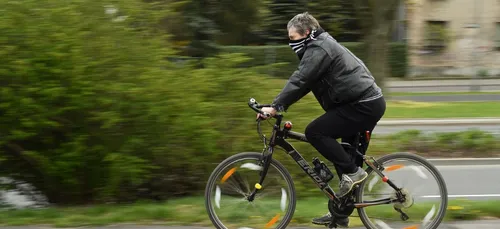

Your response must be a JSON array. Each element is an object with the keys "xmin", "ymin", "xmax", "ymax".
[{"xmin": 287, "ymin": 12, "xmax": 321, "ymax": 36}]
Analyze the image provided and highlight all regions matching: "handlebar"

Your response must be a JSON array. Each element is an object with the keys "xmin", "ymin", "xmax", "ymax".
[
  {"xmin": 248, "ymin": 98, "xmax": 280, "ymax": 146},
  {"xmin": 248, "ymin": 98, "xmax": 273, "ymax": 118}
]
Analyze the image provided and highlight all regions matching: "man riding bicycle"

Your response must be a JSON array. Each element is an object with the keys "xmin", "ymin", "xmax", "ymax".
[{"xmin": 258, "ymin": 12, "xmax": 386, "ymax": 227}]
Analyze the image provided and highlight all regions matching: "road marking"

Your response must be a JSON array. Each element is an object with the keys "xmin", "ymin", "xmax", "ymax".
[
  {"xmin": 430, "ymin": 158, "xmax": 500, "ymax": 161},
  {"xmin": 436, "ymin": 165, "xmax": 500, "ymax": 169},
  {"xmin": 421, "ymin": 194, "xmax": 500, "ymax": 198}
]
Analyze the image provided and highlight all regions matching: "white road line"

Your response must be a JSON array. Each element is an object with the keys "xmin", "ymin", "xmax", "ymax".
[
  {"xmin": 435, "ymin": 165, "xmax": 500, "ymax": 169},
  {"xmin": 421, "ymin": 194, "xmax": 500, "ymax": 198},
  {"xmin": 429, "ymin": 158, "xmax": 500, "ymax": 161}
]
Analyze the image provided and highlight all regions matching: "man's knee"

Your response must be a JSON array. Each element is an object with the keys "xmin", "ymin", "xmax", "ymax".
[{"xmin": 305, "ymin": 122, "xmax": 320, "ymax": 141}]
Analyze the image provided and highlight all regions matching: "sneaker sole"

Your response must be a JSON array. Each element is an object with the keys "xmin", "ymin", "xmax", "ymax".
[
  {"xmin": 312, "ymin": 220, "xmax": 349, "ymax": 227},
  {"xmin": 311, "ymin": 221, "xmax": 329, "ymax": 225},
  {"xmin": 312, "ymin": 221, "xmax": 349, "ymax": 227},
  {"xmin": 337, "ymin": 172, "xmax": 368, "ymax": 198}
]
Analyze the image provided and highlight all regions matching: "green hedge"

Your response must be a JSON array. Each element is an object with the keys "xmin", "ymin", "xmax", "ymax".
[{"xmin": 220, "ymin": 42, "xmax": 408, "ymax": 78}]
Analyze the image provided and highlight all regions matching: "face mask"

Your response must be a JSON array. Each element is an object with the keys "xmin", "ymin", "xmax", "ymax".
[
  {"xmin": 288, "ymin": 28, "xmax": 325, "ymax": 60},
  {"xmin": 289, "ymin": 37, "xmax": 308, "ymax": 60}
]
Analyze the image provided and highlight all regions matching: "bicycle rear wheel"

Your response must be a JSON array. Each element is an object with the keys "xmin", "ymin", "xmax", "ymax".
[
  {"xmin": 355, "ymin": 152, "xmax": 448, "ymax": 229},
  {"xmin": 205, "ymin": 152, "xmax": 296, "ymax": 229}
]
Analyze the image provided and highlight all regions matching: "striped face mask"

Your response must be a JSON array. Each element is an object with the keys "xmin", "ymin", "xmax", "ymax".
[
  {"xmin": 289, "ymin": 36, "xmax": 309, "ymax": 60},
  {"xmin": 288, "ymin": 28, "xmax": 324, "ymax": 60}
]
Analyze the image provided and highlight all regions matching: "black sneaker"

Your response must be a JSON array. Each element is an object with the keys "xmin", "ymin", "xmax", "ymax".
[
  {"xmin": 337, "ymin": 167, "xmax": 368, "ymax": 198},
  {"xmin": 312, "ymin": 212, "xmax": 349, "ymax": 227}
]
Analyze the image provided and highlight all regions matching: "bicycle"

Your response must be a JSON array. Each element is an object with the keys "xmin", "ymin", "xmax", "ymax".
[{"xmin": 205, "ymin": 98, "xmax": 448, "ymax": 229}]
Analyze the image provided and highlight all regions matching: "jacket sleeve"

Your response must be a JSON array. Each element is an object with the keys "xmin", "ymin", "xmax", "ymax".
[{"xmin": 272, "ymin": 46, "xmax": 330, "ymax": 112}]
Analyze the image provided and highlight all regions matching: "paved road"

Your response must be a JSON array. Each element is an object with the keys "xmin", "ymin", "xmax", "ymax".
[
  {"xmin": 389, "ymin": 94, "xmax": 500, "ymax": 102},
  {"xmin": 2, "ymin": 164, "xmax": 499, "ymax": 228},
  {"xmin": 386, "ymin": 79, "xmax": 500, "ymax": 93},
  {"xmin": 375, "ymin": 164, "xmax": 500, "ymax": 202}
]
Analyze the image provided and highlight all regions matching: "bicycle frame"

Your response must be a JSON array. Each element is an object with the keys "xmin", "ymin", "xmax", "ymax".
[{"xmin": 247, "ymin": 98, "xmax": 404, "ymax": 209}]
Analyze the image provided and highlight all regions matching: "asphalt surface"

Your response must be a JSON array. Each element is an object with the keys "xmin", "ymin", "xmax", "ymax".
[
  {"xmin": 386, "ymin": 79, "xmax": 500, "ymax": 93},
  {"xmin": 387, "ymin": 85, "xmax": 500, "ymax": 93},
  {"xmin": 377, "ymin": 164, "xmax": 500, "ymax": 201},
  {"xmin": 389, "ymin": 94, "xmax": 500, "ymax": 102}
]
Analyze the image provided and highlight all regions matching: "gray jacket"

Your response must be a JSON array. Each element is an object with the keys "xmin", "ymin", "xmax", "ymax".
[{"xmin": 272, "ymin": 32, "xmax": 381, "ymax": 112}]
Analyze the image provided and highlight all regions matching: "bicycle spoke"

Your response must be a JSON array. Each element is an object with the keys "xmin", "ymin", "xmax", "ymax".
[
  {"xmin": 242, "ymin": 173, "xmax": 251, "ymax": 194},
  {"xmin": 226, "ymin": 177, "xmax": 247, "ymax": 197}
]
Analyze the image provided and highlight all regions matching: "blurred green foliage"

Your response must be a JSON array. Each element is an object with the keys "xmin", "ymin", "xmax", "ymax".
[
  {"xmin": 0, "ymin": 0, "xmax": 175, "ymax": 204},
  {"xmin": 165, "ymin": 0, "xmax": 364, "ymax": 49},
  {"xmin": 0, "ymin": 0, "xmax": 492, "ymax": 206},
  {"xmin": 220, "ymin": 42, "xmax": 408, "ymax": 79}
]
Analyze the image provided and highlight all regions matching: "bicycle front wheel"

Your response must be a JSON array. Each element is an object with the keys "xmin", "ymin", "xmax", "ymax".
[
  {"xmin": 355, "ymin": 152, "xmax": 448, "ymax": 229},
  {"xmin": 205, "ymin": 152, "xmax": 296, "ymax": 229}
]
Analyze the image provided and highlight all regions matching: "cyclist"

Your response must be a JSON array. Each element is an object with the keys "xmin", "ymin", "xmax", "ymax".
[{"xmin": 258, "ymin": 12, "xmax": 386, "ymax": 227}]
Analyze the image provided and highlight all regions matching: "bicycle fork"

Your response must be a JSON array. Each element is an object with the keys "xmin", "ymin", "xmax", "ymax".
[{"xmin": 246, "ymin": 146, "xmax": 273, "ymax": 202}]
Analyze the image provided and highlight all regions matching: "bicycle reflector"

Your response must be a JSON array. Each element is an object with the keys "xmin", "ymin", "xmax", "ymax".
[{"xmin": 284, "ymin": 121, "xmax": 293, "ymax": 130}]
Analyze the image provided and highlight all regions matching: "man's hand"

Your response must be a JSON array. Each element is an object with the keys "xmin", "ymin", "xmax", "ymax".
[{"xmin": 257, "ymin": 107, "xmax": 277, "ymax": 120}]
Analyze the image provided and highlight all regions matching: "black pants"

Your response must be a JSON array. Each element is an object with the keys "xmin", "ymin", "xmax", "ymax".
[{"xmin": 305, "ymin": 96, "xmax": 386, "ymax": 176}]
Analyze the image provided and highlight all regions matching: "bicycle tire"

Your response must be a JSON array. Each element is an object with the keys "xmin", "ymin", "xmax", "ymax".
[
  {"xmin": 355, "ymin": 152, "xmax": 448, "ymax": 229},
  {"xmin": 204, "ymin": 152, "xmax": 297, "ymax": 229}
]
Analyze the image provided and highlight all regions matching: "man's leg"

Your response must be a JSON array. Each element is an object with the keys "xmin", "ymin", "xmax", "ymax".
[
  {"xmin": 306, "ymin": 97, "xmax": 386, "ymax": 226},
  {"xmin": 305, "ymin": 107, "xmax": 373, "ymax": 195},
  {"xmin": 341, "ymin": 124, "xmax": 376, "ymax": 169},
  {"xmin": 305, "ymin": 108, "xmax": 369, "ymax": 227},
  {"xmin": 333, "ymin": 97, "xmax": 386, "ymax": 197}
]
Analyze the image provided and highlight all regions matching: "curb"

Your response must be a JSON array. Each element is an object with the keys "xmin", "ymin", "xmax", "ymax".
[{"xmin": 378, "ymin": 118, "xmax": 500, "ymax": 126}]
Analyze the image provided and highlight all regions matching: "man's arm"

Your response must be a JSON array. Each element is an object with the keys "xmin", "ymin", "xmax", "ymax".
[{"xmin": 272, "ymin": 46, "xmax": 330, "ymax": 112}]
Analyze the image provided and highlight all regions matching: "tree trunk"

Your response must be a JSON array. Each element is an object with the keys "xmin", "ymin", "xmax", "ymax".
[
  {"xmin": 353, "ymin": 0, "xmax": 400, "ymax": 92},
  {"xmin": 364, "ymin": 22, "xmax": 393, "ymax": 90}
]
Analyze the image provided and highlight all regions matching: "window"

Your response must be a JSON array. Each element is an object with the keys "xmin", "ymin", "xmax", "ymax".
[{"xmin": 423, "ymin": 20, "xmax": 450, "ymax": 52}]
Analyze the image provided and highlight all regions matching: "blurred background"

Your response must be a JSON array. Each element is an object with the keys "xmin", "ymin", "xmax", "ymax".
[{"xmin": 0, "ymin": 0, "xmax": 499, "ymax": 226}]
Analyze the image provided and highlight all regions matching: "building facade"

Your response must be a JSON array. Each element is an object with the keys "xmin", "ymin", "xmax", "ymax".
[{"xmin": 406, "ymin": 0, "xmax": 500, "ymax": 77}]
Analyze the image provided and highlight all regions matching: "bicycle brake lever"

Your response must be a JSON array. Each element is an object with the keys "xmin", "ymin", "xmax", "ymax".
[{"xmin": 256, "ymin": 112, "xmax": 271, "ymax": 121}]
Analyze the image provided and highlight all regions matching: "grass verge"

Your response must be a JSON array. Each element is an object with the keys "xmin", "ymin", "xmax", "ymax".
[
  {"xmin": 281, "ymin": 92, "xmax": 500, "ymax": 120},
  {"xmin": 263, "ymin": 78, "xmax": 500, "ymax": 119},
  {"xmin": 384, "ymin": 100, "xmax": 499, "ymax": 118},
  {"xmin": 1, "ymin": 197, "xmax": 499, "ymax": 228}
]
